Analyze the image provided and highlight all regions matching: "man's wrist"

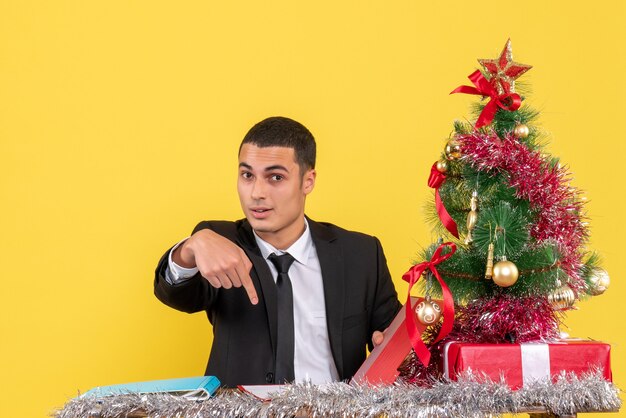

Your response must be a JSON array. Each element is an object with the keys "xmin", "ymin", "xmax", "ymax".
[
  {"xmin": 167, "ymin": 238, "xmax": 199, "ymax": 284},
  {"xmin": 172, "ymin": 239, "xmax": 196, "ymax": 268}
]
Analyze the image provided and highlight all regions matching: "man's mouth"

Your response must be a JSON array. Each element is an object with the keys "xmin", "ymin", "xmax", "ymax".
[{"xmin": 250, "ymin": 207, "xmax": 272, "ymax": 218}]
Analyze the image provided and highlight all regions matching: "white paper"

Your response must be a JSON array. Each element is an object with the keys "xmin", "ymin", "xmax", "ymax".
[{"xmin": 238, "ymin": 385, "xmax": 287, "ymax": 400}]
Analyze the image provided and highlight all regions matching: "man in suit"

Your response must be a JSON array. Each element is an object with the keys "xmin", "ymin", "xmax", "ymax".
[{"xmin": 154, "ymin": 116, "xmax": 401, "ymax": 387}]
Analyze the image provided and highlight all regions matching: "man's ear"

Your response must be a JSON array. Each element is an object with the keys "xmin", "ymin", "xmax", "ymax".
[{"xmin": 302, "ymin": 169, "xmax": 316, "ymax": 195}]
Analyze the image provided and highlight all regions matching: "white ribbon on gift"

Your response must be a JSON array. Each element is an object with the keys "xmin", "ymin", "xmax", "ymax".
[
  {"xmin": 442, "ymin": 341, "xmax": 454, "ymax": 379},
  {"xmin": 520, "ymin": 343, "xmax": 551, "ymax": 385}
]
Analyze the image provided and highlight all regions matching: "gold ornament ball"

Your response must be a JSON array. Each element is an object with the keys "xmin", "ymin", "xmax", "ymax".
[
  {"xmin": 444, "ymin": 140, "xmax": 462, "ymax": 160},
  {"xmin": 588, "ymin": 269, "xmax": 610, "ymax": 296},
  {"xmin": 548, "ymin": 284, "xmax": 576, "ymax": 310},
  {"xmin": 415, "ymin": 299, "xmax": 442, "ymax": 325},
  {"xmin": 513, "ymin": 124, "xmax": 530, "ymax": 139},
  {"xmin": 436, "ymin": 160, "xmax": 448, "ymax": 173},
  {"xmin": 492, "ymin": 259, "xmax": 519, "ymax": 287}
]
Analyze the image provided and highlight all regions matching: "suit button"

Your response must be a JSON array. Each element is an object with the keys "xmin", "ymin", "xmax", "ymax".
[{"xmin": 265, "ymin": 372, "xmax": 274, "ymax": 383}]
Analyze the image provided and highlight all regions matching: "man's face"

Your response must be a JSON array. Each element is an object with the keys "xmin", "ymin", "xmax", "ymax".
[{"xmin": 237, "ymin": 144, "xmax": 315, "ymax": 247}]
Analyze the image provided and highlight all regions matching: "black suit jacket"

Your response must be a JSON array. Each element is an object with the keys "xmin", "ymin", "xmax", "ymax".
[{"xmin": 154, "ymin": 217, "xmax": 401, "ymax": 387}]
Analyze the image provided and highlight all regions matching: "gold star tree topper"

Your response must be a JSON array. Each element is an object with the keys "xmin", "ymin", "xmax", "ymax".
[{"xmin": 478, "ymin": 39, "xmax": 532, "ymax": 94}]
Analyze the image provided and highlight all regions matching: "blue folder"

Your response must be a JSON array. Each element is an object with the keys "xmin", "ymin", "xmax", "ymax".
[{"xmin": 81, "ymin": 376, "xmax": 220, "ymax": 400}]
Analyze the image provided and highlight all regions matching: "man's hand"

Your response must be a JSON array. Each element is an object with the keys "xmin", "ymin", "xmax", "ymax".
[
  {"xmin": 372, "ymin": 330, "xmax": 385, "ymax": 347},
  {"xmin": 173, "ymin": 229, "xmax": 258, "ymax": 305}
]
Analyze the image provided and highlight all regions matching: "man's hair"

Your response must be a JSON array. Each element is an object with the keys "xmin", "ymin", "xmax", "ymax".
[{"xmin": 239, "ymin": 116, "xmax": 316, "ymax": 175}]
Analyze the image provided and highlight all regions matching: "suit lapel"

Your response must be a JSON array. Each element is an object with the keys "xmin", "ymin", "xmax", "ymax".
[
  {"xmin": 237, "ymin": 220, "xmax": 278, "ymax": 357},
  {"xmin": 308, "ymin": 218, "xmax": 345, "ymax": 377}
]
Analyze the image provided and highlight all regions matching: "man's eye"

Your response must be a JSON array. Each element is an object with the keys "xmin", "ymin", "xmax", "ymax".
[
  {"xmin": 241, "ymin": 172, "xmax": 253, "ymax": 179},
  {"xmin": 270, "ymin": 174, "xmax": 284, "ymax": 181}
]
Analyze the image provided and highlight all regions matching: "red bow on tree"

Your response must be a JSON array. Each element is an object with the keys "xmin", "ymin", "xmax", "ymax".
[
  {"xmin": 450, "ymin": 70, "xmax": 522, "ymax": 128},
  {"xmin": 402, "ymin": 242, "xmax": 456, "ymax": 366}
]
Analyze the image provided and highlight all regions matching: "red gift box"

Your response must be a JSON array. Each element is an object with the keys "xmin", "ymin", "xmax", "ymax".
[
  {"xmin": 443, "ymin": 340, "xmax": 612, "ymax": 390},
  {"xmin": 353, "ymin": 297, "xmax": 430, "ymax": 385}
]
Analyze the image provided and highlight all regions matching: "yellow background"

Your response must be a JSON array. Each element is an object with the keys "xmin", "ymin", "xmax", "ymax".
[{"xmin": 1, "ymin": 1, "xmax": 624, "ymax": 416}]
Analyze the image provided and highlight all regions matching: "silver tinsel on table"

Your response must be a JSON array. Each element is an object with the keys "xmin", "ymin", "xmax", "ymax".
[{"xmin": 54, "ymin": 371, "xmax": 621, "ymax": 418}]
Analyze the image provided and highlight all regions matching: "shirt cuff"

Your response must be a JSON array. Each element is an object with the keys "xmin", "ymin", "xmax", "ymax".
[{"xmin": 165, "ymin": 238, "xmax": 199, "ymax": 285}]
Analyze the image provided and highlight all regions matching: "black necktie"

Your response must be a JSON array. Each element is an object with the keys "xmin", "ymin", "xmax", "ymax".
[{"xmin": 268, "ymin": 252, "xmax": 296, "ymax": 383}]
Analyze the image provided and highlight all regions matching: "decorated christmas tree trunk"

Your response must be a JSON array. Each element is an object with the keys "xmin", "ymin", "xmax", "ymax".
[{"xmin": 400, "ymin": 39, "xmax": 611, "ymax": 385}]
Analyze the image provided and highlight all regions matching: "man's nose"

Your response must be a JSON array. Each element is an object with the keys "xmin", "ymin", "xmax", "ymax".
[{"xmin": 251, "ymin": 178, "xmax": 266, "ymax": 199}]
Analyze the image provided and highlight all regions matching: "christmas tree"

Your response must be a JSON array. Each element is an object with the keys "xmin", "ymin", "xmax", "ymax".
[{"xmin": 401, "ymin": 39, "xmax": 611, "ymax": 383}]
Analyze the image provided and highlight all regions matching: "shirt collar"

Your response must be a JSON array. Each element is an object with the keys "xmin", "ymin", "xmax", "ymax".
[{"xmin": 253, "ymin": 218, "xmax": 313, "ymax": 266}]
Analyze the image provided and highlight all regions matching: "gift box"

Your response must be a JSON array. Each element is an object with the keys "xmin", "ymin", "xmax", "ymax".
[
  {"xmin": 443, "ymin": 341, "xmax": 612, "ymax": 390},
  {"xmin": 353, "ymin": 297, "xmax": 427, "ymax": 385}
]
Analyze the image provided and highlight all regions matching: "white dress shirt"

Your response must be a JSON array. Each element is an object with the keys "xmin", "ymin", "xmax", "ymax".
[{"xmin": 165, "ymin": 219, "xmax": 340, "ymax": 384}]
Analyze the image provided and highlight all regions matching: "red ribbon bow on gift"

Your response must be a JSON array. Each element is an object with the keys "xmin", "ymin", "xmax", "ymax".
[
  {"xmin": 428, "ymin": 163, "xmax": 459, "ymax": 239},
  {"xmin": 402, "ymin": 242, "xmax": 456, "ymax": 366},
  {"xmin": 450, "ymin": 70, "xmax": 522, "ymax": 128}
]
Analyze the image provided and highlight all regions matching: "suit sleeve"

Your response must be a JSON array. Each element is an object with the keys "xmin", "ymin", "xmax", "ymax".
[
  {"xmin": 368, "ymin": 236, "xmax": 402, "ymax": 350},
  {"xmin": 153, "ymin": 221, "xmax": 219, "ymax": 314}
]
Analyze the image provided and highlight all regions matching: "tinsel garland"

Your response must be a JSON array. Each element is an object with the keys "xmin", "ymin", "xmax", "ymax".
[
  {"xmin": 457, "ymin": 131, "xmax": 588, "ymax": 294},
  {"xmin": 54, "ymin": 372, "xmax": 620, "ymax": 418},
  {"xmin": 452, "ymin": 295, "xmax": 561, "ymax": 343}
]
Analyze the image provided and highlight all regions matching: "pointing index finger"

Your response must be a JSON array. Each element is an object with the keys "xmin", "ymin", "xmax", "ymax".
[{"xmin": 236, "ymin": 252, "xmax": 258, "ymax": 305}]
